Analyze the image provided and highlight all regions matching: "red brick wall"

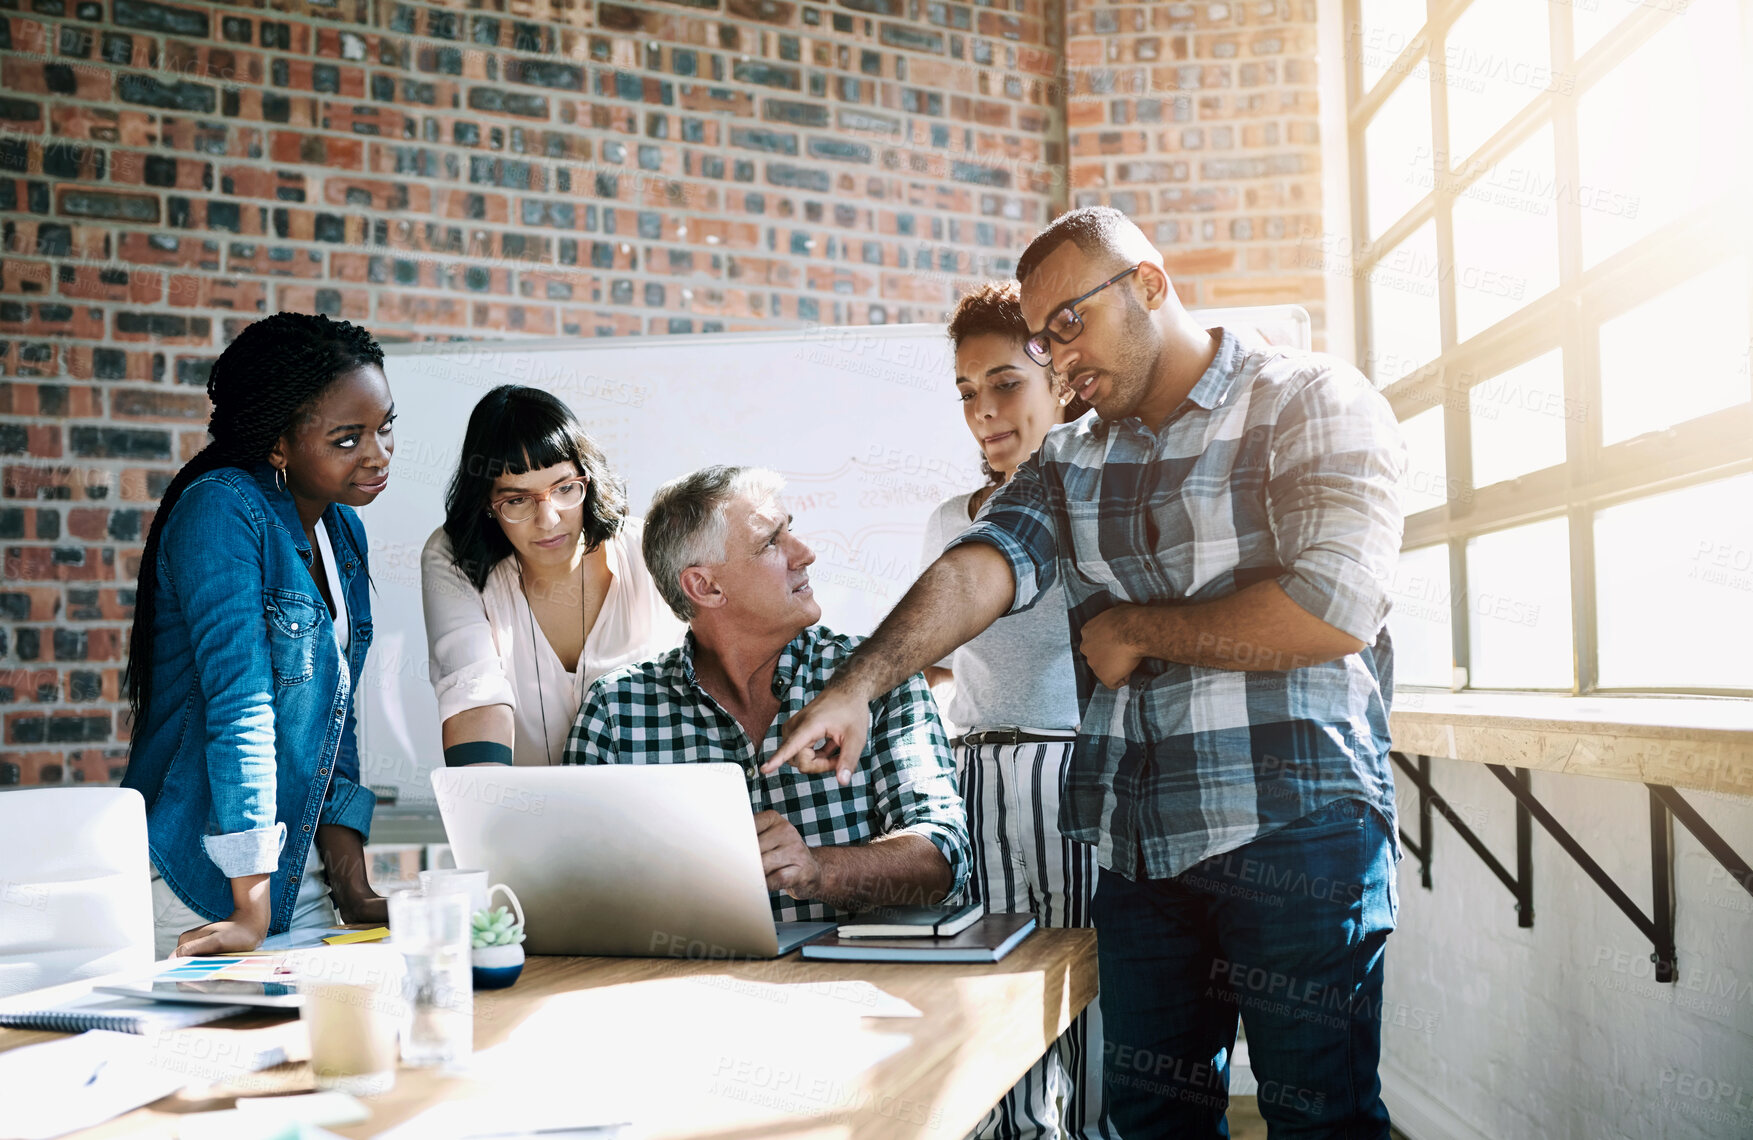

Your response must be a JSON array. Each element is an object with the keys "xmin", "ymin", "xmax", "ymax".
[
  {"xmin": 1064, "ymin": 0, "xmax": 1326, "ymax": 342},
  {"xmin": 0, "ymin": 0, "xmax": 1328, "ymax": 788}
]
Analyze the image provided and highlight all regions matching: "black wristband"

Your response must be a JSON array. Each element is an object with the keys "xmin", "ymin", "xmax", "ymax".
[{"xmin": 443, "ymin": 741, "xmax": 514, "ymax": 768}]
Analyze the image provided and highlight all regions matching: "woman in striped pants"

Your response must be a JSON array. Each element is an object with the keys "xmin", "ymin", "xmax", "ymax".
[{"xmin": 922, "ymin": 281, "xmax": 1116, "ymax": 1140}]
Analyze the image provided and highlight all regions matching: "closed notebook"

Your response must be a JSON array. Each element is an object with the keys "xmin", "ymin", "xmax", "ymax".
[
  {"xmin": 0, "ymin": 992, "xmax": 252, "ymax": 1034},
  {"xmin": 837, "ymin": 901, "xmax": 984, "ymax": 939},
  {"xmin": 802, "ymin": 913, "xmax": 1037, "ymax": 963}
]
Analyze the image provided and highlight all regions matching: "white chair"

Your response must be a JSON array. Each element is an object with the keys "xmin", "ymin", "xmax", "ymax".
[{"xmin": 0, "ymin": 787, "xmax": 154, "ymax": 998}]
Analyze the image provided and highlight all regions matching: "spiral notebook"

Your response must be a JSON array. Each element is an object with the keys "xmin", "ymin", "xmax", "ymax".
[{"xmin": 0, "ymin": 992, "xmax": 251, "ymax": 1034}]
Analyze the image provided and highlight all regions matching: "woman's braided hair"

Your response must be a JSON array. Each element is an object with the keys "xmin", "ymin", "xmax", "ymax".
[{"xmin": 125, "ymin": 312, "xmax": 385, "ymax": 724}]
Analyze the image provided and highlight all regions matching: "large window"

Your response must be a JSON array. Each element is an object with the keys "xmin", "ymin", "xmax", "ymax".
[{"xmin": 1348, "ymin": 0, "xmax": 1753, "ymax": 695}]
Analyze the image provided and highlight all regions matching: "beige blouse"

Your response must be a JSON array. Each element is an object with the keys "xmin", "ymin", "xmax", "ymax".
[{"xmin": 420, "ymin": 518, "xmax": 685, "ymax": 766}]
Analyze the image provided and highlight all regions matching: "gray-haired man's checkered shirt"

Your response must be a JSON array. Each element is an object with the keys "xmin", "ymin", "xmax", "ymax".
[{"xmin": 565, "ymin": 625, "xmax": 972, "ymax": 922}]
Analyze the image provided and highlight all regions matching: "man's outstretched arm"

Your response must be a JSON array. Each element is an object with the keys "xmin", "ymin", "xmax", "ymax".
[{"xmin": 765, "ymin": 540, "xmax": 1015, "ymax": 781}]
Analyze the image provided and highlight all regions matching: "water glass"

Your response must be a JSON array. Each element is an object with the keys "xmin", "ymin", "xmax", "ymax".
[{"xmin": 388, "ymin": 889, "xmax": 474, "ymax": 1068}]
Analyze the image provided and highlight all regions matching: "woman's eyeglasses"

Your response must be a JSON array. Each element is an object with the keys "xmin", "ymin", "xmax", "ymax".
[
  {"xmin": 1023, "ymin": 265, "xmax": 1140, "ymax": 368},
  {"xmin": 489, "ymin": 479, "xmax": 588, "ymax": 524}
]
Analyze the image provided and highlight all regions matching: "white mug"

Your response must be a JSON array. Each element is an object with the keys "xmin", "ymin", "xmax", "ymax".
[
  {"xmin": 417, "ymin": 867, "xmax": 523, "ymax": 927},
  {"xmin": 418, "ymin": 867, "xmax": 489, "ymax": 914}
]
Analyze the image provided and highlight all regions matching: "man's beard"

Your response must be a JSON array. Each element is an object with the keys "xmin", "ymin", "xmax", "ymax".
[{"xmin": 1091, "ymin": 302, "xmax": 1159, "ymax": 421}]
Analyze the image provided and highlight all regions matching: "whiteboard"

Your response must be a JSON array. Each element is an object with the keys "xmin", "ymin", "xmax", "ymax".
[{"xmin": 357, "ymin": 306, "xmax": 1310, "ymax": 805}]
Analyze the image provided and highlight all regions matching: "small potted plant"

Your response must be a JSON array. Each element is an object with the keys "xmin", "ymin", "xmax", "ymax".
[{"xmin": 470, "ymin": 885, "xmax": 526, "ymax": 989}]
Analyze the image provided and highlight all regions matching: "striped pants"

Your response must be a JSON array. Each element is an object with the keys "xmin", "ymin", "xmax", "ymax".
[{"xmin": 959, "ymin": 738, "xmax": 1117, "ymax": 1140}]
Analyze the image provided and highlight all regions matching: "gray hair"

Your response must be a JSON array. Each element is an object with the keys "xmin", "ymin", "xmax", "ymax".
[{"xmin": 643, "ymin": 465, "xmax": 787, "ymax": 621}]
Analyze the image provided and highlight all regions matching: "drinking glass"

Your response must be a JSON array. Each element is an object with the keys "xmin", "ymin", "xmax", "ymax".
[
  {"xmin": 292, "ymin": 945, "xmax": 406, "ymax": 1095},
  {"xmin": 388, "ymin": 889, "xmax": 473, "ymax": 1068}
]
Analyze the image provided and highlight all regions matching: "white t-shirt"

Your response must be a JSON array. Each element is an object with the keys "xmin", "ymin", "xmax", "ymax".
[
  {"xmin": 302, "ymin": 519, "xmax": 352, "ymax": 905},
  {"xmin": 314, "ymin": 519, "xmax": 349, "ymax": 656},
  {"xmin": 921, "ymin": 490, "xmax": 1080, "ymax": 735},
  {"xmin": 421, "ymin": 519, "xmax": 686, "ymax": 766}
]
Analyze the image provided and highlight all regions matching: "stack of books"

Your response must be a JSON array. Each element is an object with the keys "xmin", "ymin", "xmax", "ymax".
[{"xmin": 801, "ymin": 902, "xmax": 1037, "ymax": 963}]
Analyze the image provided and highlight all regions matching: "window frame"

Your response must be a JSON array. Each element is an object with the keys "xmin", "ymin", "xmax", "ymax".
[{"xmin": 1344, "ymin": 0, "xmax": 1753, "ymax": 697}]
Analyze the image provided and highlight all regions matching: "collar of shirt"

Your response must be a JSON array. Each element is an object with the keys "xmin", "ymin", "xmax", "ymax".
[
  {"xmin": 1092, "ymin": 326, "xmax": 1247, "ymax": 439},
  {"xmin": 674, "ymin": 626, "xmax": 818, "ymax": 706}
]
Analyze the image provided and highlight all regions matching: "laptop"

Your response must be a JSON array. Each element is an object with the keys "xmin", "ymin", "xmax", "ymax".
[{"xmin": 429, "ymin": 764, "xmax": 835, "ymax": 959}]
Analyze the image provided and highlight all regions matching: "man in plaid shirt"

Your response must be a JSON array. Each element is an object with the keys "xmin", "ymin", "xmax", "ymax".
[
  {"xmin": 565, "ymin": 464, "xmax": 970, "ymax": 923},
  {"xmin": 773, "ymin": 208, "xmax": 1406, "ymax": 1139}
]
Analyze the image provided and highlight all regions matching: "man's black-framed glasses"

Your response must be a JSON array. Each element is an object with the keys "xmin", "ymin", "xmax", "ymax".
[{"xmin": 1023, "ymin": 265, "xmax": 1140, "ymax": 367}]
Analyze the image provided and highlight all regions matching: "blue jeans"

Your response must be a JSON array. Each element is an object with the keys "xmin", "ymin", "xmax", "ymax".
[{"xmin": 1093, "ymin": 797, "xmax": 1397, "ymax": 1139}]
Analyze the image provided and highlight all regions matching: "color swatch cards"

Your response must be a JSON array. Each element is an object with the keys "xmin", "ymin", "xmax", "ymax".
[{"xmin": 95, "ymin": 956, "xmax": 304, "ymax": 1009}]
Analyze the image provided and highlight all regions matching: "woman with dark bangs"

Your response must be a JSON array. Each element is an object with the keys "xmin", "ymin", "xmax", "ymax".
[{"xmin": 420, "ymin": 385, "xmax": 684, "ymax": 768}]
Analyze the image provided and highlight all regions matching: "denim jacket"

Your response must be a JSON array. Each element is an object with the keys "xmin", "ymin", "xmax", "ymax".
[{"xmin": 123, "ymin": 463, "xmax": 375, "ymax": 932}]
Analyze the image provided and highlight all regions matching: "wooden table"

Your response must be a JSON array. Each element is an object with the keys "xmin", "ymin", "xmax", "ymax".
[{"xmin": 0, "ymin": 929, "xmax": 1096, "ymax": 1139}]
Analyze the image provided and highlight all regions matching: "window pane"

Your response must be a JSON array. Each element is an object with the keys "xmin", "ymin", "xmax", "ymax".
[
  {"xmin": 1356, "ymin": 0, "xmax": 1429, "ymax": 94},
  {"xmin": 1398, "ymin": 405, "xmax": 1450, "ymax": 517},
  {"xmin": 1574, "ymin": 0, "xmax": 1644, "ymax": 58},
  {"xmin": 1387, "ymin": 544, "xmax": 1454, "ymax": 687},
  {"xmin": 1467, "ymin": 517, "xmax": 1574, "ymax": 688},
  {"xmin": 1598, "ymin": 257, "xmax": 1751, "ymax": 445},
  {"xmin": 1441, "ymin": 0, "xmax": 1553, "ymax": 165},
  {"xmin": 1469, "ymin": 349, "xmax": 1568, "ymax": 488},
  {"xmin": 1451, "ymin": 126, "xmax": 1561, "ymax": 342},
  {"xmin": 1365, "ymin": 70, "xmax": 1434, "ymax": 239},
  {"xmin": 1596, "ymin": 475, "xmax": 1753, "ymax": 690},
  {"xmin": 1577, "ymin": 0, "xmax": 1746, "ymax": 266},
  {"xmin": 1368, "ymin": 222, "xmax": 1443, "ymax": 385}
]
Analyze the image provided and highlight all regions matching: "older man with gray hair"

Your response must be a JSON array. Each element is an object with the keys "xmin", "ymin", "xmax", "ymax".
[{"xmin": 564, "ymin": 464, "xmax": 970, "ymax": 920}]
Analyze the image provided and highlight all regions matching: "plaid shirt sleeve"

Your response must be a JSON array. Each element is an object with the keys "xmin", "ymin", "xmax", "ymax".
[
  {"xmin": 864, "ymin": 671, "xmax": 972, "ymax": 903},
  {"xmin": 563, "ymin": 676, "xmax": 620, "ymax": 765},
  {"xmin": 945, "ymin": 451, "xmax": 1061, "ymax": 617},
  {"xmin": 1266, "ymin": 365, "xmax": 1408, "ymax": 644}
]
